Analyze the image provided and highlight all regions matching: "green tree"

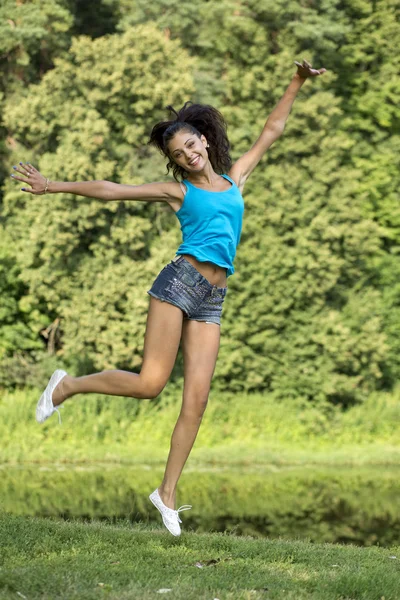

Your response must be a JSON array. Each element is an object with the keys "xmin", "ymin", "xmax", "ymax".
[
  {"xmin": 1, "ymin": 0, "xmax": 399, "ymax": 405},
  {"xmin": 2, "ymin": 24, "xmax": 195, "ymax": 377}
]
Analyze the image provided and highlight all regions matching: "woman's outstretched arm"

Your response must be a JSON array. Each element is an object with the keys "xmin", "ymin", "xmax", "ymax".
[
  {"xmin": 10, "ymin": 162, "xmax": 179, "ymax": 203},
  {"xmin": 229, "ymin": 59, "xmax": 327, "ymax": 191}
]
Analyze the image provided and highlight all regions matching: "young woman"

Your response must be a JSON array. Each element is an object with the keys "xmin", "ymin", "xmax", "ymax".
[{"xmin": 10, "ymin": 59, "xmax": 326, "ymax": 536}]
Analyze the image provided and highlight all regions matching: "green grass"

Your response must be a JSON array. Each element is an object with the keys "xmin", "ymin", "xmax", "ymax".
[
  {"xmin": 2, "ymin": 385, "xmax": 400, "ymax": 466},
  {"xmin": 1, "ymin": 513, "xmax": 400, "ymax": 600},
  {"xmin": 2, "ymin": 388, "xmax": 400, "ymax": 596}
]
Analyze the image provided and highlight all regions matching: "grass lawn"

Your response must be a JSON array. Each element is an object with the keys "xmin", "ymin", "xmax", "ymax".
[{"xmin": 1, "ymin": 514, "xmax": 400, "ymax": 599}]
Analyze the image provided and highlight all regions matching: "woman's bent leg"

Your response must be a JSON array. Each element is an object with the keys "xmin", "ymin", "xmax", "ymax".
[{"xmin": 52, "ymin": 296, "xmax": 184, "ymax": 406}]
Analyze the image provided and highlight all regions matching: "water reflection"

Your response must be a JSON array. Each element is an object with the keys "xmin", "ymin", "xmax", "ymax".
[{"xmin": 1, "ymin": 463, "xmax": 400, "ymax": 547}]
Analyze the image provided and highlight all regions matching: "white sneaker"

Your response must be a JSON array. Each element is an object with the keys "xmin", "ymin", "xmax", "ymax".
[
  {"xmin": 36, "ymin": 369, "xmax": 67, "ymax": 424},
  {"xmin": 149, "ymin": 488, "xmax": 192, "ymax": 536}
]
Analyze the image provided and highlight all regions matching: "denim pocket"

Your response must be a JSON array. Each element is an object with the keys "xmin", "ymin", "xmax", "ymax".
[
  {"xmin": 179, "ymin": 269, "xmax": 199, "ymax": 288},
  {"xmin": 169, "ymin": 260, "xmax": 203, "ymax": 288}
]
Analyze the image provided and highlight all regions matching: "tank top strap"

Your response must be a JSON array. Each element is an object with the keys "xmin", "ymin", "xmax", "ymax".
[
  {"xmin": 179, "ymin": 181, "xmax": 187, "ymax": 195},
  {"xmin": 221, "ymin": 173, "xmax": 235, "ymax": 186},
  {"xmin": 183, "ymin": 174, "xmax": 236, "ymax": 190}
]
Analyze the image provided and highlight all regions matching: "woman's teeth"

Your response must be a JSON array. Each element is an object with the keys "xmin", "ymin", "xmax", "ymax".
[{"xmin": 189, "ymin": 156, "xmax": 200, "ymax": 166}]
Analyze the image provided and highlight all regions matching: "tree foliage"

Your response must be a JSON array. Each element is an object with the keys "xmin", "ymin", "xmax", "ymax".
[{"xmin": 1, "ymin": 0, "xmax": 399, "ymax": 406}]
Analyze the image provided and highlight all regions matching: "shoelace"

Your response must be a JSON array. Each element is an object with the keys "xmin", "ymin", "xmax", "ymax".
[
  {"xmin": 54, "ymin": 406, "xmax": 62, "ymax": 425},
  {"xmin": 175, "ymin": 505, "xmax": 192, "ymax": 523}
]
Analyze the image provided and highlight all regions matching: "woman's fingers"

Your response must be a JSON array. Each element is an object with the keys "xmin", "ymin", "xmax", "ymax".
[
  {"xmin": 12, "ymin": 165, "xmax": 24, "ymax": 175},
  {"xmin": 11, "ymin": 163, "xmax": 32, "ymax": 177},
  {"xmin": 11, "ymin": 161, "xmax": 42, "ymax": 182},
  {"xmin": 11, "ymin": 164, "xmax": 32, "ymax": 183},
  {"xmin": 10, "ymin": 174, "xmax": 29, "ymax": 183},
  {"xmin": 17, "ymin": 162, "xmax": 37, "ymax": 176},
  {"xmin": 24, "ymin": 162, "xmax": 38, "ymax": 173},
  {"xmin": 294, "ymin": 59, "xmax": 327, "ymax": 77},
  {"xmin": 11, "ymin": 161, "xmax": 47, "ymax": 194}
]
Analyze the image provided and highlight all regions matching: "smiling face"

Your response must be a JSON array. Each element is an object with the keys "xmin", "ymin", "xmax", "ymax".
[{"xmin": 167, "ymin": 129, "xmax": 209, "ymax": 172}]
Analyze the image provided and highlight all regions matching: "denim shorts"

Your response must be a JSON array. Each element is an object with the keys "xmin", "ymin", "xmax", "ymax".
[{"xmin": 147, "ymin": 255, "xmax": 228, "ymax": 325}]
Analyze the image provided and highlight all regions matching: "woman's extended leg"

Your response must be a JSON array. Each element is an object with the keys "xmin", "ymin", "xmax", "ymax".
[
  {"xmin": 157, "ymin": 319, "xmax": 221, "ymax": 509},
  {"xmin": 52, "ymin": 297, "xmax": 184, "ymax": 405}
]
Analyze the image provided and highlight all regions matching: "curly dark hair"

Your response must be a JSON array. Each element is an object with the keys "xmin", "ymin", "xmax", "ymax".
[{"xmin": 148, "ymin": 101, "xmax": 232, "ymax": 182}]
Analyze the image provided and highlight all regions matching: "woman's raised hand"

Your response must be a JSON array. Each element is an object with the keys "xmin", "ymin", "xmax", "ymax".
[
  {"xmin": 10, "ymin": 162, "xmax": 49, "ymax": 195},
  {"xmin": 294, "ymin": 58, "xmax": 327, "ymax": 78}
]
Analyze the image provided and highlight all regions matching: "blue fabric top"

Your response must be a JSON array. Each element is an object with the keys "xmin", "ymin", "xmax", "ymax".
[{"xmin": 175, "ymin": 174, "xmax": 244, "ymax": 277}]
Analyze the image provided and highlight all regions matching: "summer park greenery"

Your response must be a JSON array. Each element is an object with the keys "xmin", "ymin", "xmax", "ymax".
[{"xmin": 1, "ymin": 0, "xmax": 400, "ymax": 598}]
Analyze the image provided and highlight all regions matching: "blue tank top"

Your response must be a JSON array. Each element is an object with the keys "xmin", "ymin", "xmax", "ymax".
[{"xmin": 175, "ymin": 174, "xmax": 244, "ymax": 277}]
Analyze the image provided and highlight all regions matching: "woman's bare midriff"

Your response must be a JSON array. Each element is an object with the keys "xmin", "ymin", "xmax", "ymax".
[{"xmin": 178, "ymin": 254, "xmax": 227, "ymax": 288}]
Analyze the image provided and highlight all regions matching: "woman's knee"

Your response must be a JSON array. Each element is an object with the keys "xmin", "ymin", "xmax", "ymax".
[
  {"xmin": 181, "ymin": 393, "xmax": 210, "ymax": 418},
  {"xmin": 137, "ymin": 376, "xmax": 166, "ymax": 399}
]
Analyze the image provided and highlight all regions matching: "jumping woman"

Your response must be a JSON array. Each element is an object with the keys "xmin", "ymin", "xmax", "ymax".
[{"xmin": 10, "ymin": 59, "xmax": 326, "ymax": 536}]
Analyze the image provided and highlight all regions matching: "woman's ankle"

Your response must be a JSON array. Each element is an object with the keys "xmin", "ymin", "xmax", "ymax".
[
  {"xmin": 159, "ymin": 484, "xmax": 176, "ymax": 500},
  {"xmin": 158, "ymin": 486, "xmax": 176, "ymax": 510},
  {"xmin": 53, "ymin": 375, "xmax": 73, "ymax": 407}
]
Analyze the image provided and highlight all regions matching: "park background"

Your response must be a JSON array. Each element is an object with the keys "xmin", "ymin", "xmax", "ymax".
[{"xmin": 1, "ymin": 0, "xmax": 400, "ymax": 572}]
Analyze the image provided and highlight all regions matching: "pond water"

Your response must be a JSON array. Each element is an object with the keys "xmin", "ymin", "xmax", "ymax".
[{"xmin": 2, "ymin": 463, "xmax": 400, "ymax": 547}]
